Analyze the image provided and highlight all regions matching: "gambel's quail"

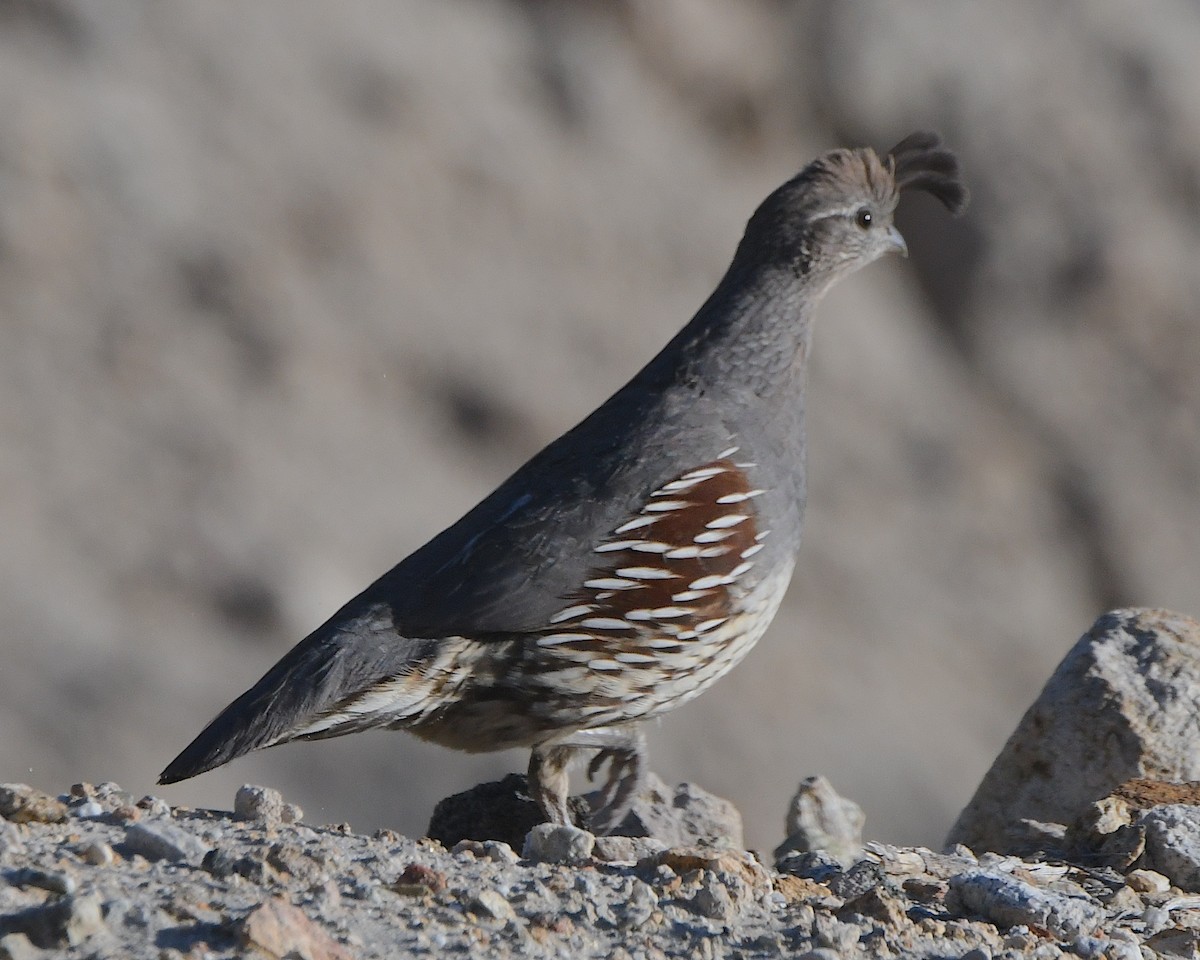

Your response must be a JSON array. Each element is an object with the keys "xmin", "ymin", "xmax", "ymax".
[{"xmin": 160, "ymin": 132, "xmax": 967, "ymax": 834}]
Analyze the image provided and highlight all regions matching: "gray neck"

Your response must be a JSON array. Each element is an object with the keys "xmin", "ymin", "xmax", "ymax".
[{"xmin": 639, "ymin": 260, "xmax": 823, "ymax": 417}]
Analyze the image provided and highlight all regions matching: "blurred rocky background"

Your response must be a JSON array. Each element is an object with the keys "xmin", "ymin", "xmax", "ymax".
[{"xmin": 1, "ymin": 0, "xmax": 1197, "ymax": 852}]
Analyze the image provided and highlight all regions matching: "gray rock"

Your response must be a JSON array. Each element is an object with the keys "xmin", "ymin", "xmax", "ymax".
[
  {"xmin": 522, "ymin": 824, "xmax": 595, "ymax": 864},
  {"xmin": 0, "ymin": 933, "xmax": 38, "ymax": 960},
  {"xmin": 0, "ymin": 821, "xmax": 24, "ymax": 860},
  {"xmin": 470, "ymin": 889, "xmax": 516, "ymax": 922},
  {"xmin": 124, "ymin": 821, "xmax": 210, "ymax": 864},
  {"xmin": 610, "ymin": 774, "xmax": 743, "ymax": 848},
  {"xmin": 3, "ymin": 894, "xmax": 107, "ymax": 949},
  {"xmin": 617, "ymin": 880, "xmax": 658, "ymax": 929},
  {"xmin": 426, "ymin": 774, "xmax": 589, "ymax": 850},
  {"xmin": 234, "ymin": 784, "xmax": 297, "ymax": 825},
  {"xmin": 0, "ymin": 785, "xmax": 66, "ymax": 825},
  {"xmin": 948, "ymin": 870, "xmax": 1105, "ymax": 940},
  {"xmin": 949, "ymin": 609, "xmax": 1200, "ymax": 854},
  {"xmin": 592, "ymin": 835, "xmax": 667, "ymax": 863},
  {"xmin": 775, "ymin": 776, "xmax": 865, "ymax": 867},
  {"xmin": 78, "ymin": 841, "xmax": 115, "ymax": 866},
  {"xmin": 1138, "ymin": 805, "xmax": 1200, "ymax": 892}
]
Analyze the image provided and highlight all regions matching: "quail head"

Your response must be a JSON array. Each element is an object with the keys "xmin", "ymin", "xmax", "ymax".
[{"xmin": 160, "ymin": 131, "xmax": 967, "ymax": 835}]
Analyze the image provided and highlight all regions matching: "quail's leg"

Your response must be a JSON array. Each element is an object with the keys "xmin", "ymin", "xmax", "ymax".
[
  {"xmin": 583, "ymin": 725, "xmax": 647, "ymax": 835},
  {"xmin": 531, "ymin": 725, "xmax": 646, "ymax": 835},
  {"xmin": 527, "ymin": 742, "xmax": 576, "ymax": 827}
]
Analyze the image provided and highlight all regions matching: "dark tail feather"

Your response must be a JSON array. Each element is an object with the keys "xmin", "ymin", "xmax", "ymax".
[
  {"xmin": 158, "ymin": 649, "xmax": 333, "ymax": 784},
  {"xmin": 889, "ymin": 130, "xmax": 970, "ymax": 215},
  {"xmin": 159, "ymin": 598, "xmax": 417, "ymax": 784}
]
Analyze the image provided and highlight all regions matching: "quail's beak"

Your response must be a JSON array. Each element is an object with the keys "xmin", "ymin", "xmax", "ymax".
[{"xmin": 886, "ymin": 225, "xmax": 909, "ymax": 258}]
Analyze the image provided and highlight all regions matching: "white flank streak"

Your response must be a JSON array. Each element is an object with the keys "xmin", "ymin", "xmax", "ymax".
[
  {"xmin": 580, "ymin": 617, "xmax": 631, "ymax": 631},
  {"xmin": 630, "ymin": 541, "xmax": 672, "ymax": 554},
  {"xmin": 647, "ymin": 606, "xmax": 690, "ymax": 619},
  {"xmin": 694, "ymin": 529, "xmax": 733, "ymax": 543},
  {"xmin": 623, "ymin": 610, "xmax": 654, "ymax": 621},
  {"xmin": 696, "ymin": 618, "xmax": 727, "ymax": 634},
  {"xmin": 614, "ymin": 515, "xmax": 658, "ymax": 534},
  {"xmin": 644, "ymin": 499, "xmax": 690, "ymax": 513},
  {"xmin": 674, "ymin": 630, "xmax": 698, "ymax": 640},
  {"xmin": 689, "ymin": 574, "xmax": 726, "ymax": 591},
  {"xmin": 537, "ymin": 632, "xmax": 595, "ymax": 647},
  {"xmin": 656, "ymin": 475, "xmax": 710, "ymax": 494},
  {"xmin": 664, "ymin": 545, "xmax": 703, "ymax": 559},
  {"xmin": 589, "ymin": 660, "xmax": 621, "ymax": 672},
  {"xmin": 680, "ymin": 465, "xmax": 728, "ymax": 481},
  {"xmin": 595, "ymin": 540, "xmax": 645, "ymax": 553},
  {"xmin": 740, "ymin": 543, "xmax": 765, "ymax": 558},
  {"xmin": 755, "ymin": 529, "xmax": 771, "ymax": 541},
  {"xmin": 707, "ymin": 514, "xmax": 750, "ymax": 529},
  {"xmin": 697, "ymin": 546, "xmax": 731, "ymax": 558},
  {"xmin": 715, "ymin": 489, "xmax": 766, "ymax": 504},
  {"xmin": 615, "ymin": 652, "xmax": 657, "ymax": 664},
  {"xmin": 671, "ymin": 589, "xmax": 710, "ymax": 602},
  {"xmin": 617, "ymin": 566, "xmax": 676, "ymax": 580},
  {"xmin": 595, "ymin": 591, "xmax": 614, "ymax": 600},
  {"xmin": 727, "ymin": 561, "xmax": 754, "ymax": 580},
  {"xmin": 644, "ymin": 638, "xmax": 682, "ymax": 649},
  {"xmin": 717, "ymin": 446, "xmax": 740, "ymax": 459},
  {"xmin": 549, "ymin": 604, "xmax": 594, "ymax": 624},
  {"xmin": 584, "ymin": 577, "xmax": 639, "ymax": 590}
]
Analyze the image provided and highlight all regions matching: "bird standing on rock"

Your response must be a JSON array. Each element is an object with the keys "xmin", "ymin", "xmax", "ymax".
[{"xmin": 160, "ymin": 132, "xmax": 967, "ymax": 835}]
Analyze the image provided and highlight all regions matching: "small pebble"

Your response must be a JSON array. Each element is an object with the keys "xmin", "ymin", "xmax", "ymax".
[
  {"xmin": 235, "ymin": 785, "xmax": 287, "ymax": 824},
  {"xmin": 79, "ymin": 841, "xmax": 115, "ymax": 866},
  {"xmin": 136, "ymin": 796, "xmax": 171, "ymax": 818},
  {"xmin": 72, "ymin": 800, "xmax": 104, "ymax": 819},
  {"xmin": 522, "ymin": 823, "xmax": 594, "ymax": 864},
  {"xmin": 125, "ymin": 822, "xmax": 210, "ymax": 865},
  {"xmin": 471, "ymin": 889, "xmax": 516, "ymax": 921},
  {"xmin": 1127, "ymin": 869, "xmax": 1171, "ymax": 894}
]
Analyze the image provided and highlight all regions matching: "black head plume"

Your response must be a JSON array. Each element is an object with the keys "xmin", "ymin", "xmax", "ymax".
[{"xmin": 888, "ymin": 131, "xmax": 969, "ymax": 215}]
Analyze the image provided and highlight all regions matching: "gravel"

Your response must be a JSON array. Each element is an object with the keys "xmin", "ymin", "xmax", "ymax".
[{"xmin": 0, "ymin": 780, "xmax": 1192, "ymax": 958}]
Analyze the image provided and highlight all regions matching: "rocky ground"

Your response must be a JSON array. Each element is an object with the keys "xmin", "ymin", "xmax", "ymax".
[
  {"xmin": 5, "ymin": 608, "xmax": 1200, "ymax": 958},
  {"xmin": 4, "ymin": 0, "xmax": 1200, "ymax": 852}
]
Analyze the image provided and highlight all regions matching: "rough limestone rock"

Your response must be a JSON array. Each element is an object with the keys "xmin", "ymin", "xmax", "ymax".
[
  {"xmin": 948, "ymin": 609, "xmax": 1200, "ymax": 853},
  {"xmin": 426, "ymin": 771, "xmax": 740, "ymax": 850},
  {"xmin": 775, "ymin": 775, "xmax": 865, "ymax": 866}
]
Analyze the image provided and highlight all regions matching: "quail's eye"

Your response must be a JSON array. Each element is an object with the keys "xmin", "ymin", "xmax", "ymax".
[{"xmin": 854, "ymin": 207, "xmax": 873, "ymax": 229}]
